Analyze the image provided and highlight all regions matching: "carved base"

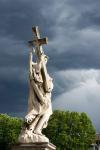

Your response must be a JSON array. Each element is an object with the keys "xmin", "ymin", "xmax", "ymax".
[
  {"xmin": 18, "ymin": 130, "xmax": 49, "ymax": 143},
  {"xmin": 12, "ymin": 142, "xmax": 56, "ymax": 150}
]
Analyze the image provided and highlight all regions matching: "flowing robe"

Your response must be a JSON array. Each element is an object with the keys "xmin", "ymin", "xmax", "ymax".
[{"xmin": 26, "ymin": 52, "xmax": 53, "ymax": 129}]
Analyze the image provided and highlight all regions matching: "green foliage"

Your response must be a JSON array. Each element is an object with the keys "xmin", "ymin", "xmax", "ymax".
[
  {"xmin": 0, "ymin": 111, "xmax": 96, "ymax": 150},
  {"xmin": 0, "ymin": 114, "xmax": 23, "ymax": 150},
  {"xmin": 43, "ymin": 110, "xmax": 96, "ymax": 150}
]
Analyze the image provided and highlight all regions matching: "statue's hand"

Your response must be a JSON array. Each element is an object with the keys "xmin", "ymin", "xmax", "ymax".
[{"xmin": 25, "ymin": 114, "xmax": 35, "ymax": 124}]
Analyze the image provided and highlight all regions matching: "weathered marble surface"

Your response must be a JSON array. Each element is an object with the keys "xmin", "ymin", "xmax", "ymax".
[{"xmin": 18, "ymin": 26, "xmax": 54, "ymax": 143}]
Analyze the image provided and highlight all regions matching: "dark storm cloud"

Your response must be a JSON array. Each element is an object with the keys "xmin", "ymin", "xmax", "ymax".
[
  {"xmin": 0, "ymin": 0, "xmax": 58, "ymax": 115},
  {"xmin": 0, "ymin": 0, "xmax": 100, "ymax": 130},
  {"xmin": 0, "ymin": 35, "xmax": 29, "ymax": 114},
  {"xmin": 48, "ymin": 46, "xmax": 100, "ymax": 70},
  {"xmin": 0, "ymin": 0, "xmax": 54, "ymax": 41},
  {"xmin": 77, "ymin": 11, "xmax": 100, "ymax": 29},
  {"xmin": 40, "ymin": 0, "xmax": 100, "ymax": 70},
  {"xmin": 0, "ymin": 79, "xmax": 27, "ymax": 113},
  {"xmin": 0, "ymin": 58, "xmax": 28, "ymax": 114},
  {"xmin": 0, "ymin": 0, "xmax": 100, "ymax": 71}
]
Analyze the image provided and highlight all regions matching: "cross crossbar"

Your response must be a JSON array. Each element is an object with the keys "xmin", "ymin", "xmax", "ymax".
[{"xmin": 28, "ymin": 26, "xmax": 48, "ymax": 46}]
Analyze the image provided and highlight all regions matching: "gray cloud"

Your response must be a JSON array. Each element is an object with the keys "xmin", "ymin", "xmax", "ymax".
[{"xmin": 53, "ymin": 69, "xmax": 100, "ymax": 131}]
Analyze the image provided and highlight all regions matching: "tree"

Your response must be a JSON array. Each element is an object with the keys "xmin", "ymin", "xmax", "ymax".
[
  {"xmin": 43, "ymin": 110, "xmax": 96, "ymax": 150},
  {"xmin": 0, "ymin": 114, "xmax": 22, "ymax": 150},
  {"xmin": 0, "ymin": 111, "xmax": 96, "ymax": 150}
]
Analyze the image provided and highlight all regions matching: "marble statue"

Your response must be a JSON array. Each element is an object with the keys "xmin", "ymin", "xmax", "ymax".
[{"xmin": 18, "ymin": 26, "xmax": 53, "ymax": 143}]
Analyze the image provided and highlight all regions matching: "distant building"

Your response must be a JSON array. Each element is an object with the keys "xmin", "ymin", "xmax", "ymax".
[
  {"xmin": 89, "ymin": 144, "xmax": 98, "ymax": 150},
  {"xmin": 90, "ymin": 133, "xmax": 100, "ymax": 150},
  {"xmin": 95, "ymin": 133, "xmax": 100, "ymax": 150},
  {"xmin": 96, "ymin": 133, "xmax": 100, "ymax": 146}
]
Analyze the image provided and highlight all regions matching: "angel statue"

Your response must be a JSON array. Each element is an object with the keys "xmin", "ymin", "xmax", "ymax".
[{"xmin": 18, "ymin": 26, "xmax": 53, "ymax": 143}]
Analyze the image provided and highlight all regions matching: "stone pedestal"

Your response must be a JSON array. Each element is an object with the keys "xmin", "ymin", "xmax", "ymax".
[{"xmin": 12, "ymin": 142, "xmax": 56, "ymax": 150}]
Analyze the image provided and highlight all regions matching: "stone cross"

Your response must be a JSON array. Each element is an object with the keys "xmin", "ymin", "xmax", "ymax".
[
  {"xmin": 28, "ymin": 26, "xmax": 48, "ymax": 57},
  {"xmin": 28, "ymin": 26, "xmax": 50, "ymax": 92}
]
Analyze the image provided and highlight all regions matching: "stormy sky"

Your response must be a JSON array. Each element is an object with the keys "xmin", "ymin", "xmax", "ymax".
[{"xmin": 0, "ymin": 0, "xmax": 100, "ymax": 132}]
